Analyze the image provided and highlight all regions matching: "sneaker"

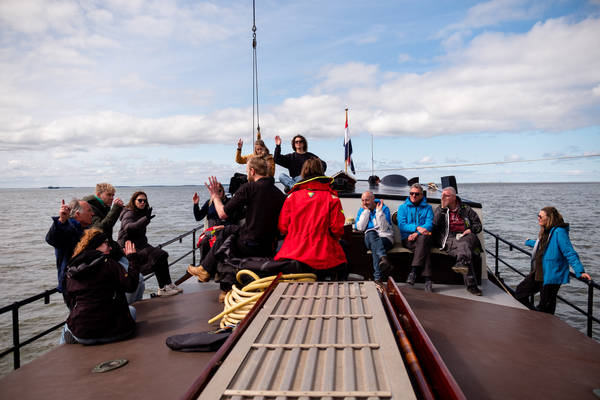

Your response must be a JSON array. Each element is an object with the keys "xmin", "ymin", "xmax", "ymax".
[
  {"xmin": 452, "ymin": 264, "xmax": 469, "ymax": 276},
  {"xmin": 424, "ymin": 280, "xmax": 433, "ymax": 293},
  {"xmin": 157, "ymin": 286, "xmax": 178, "ymax": 297},
  {"xmin": 406, "ymin": 270, "xmax": 416, "ymax": 285},
  {"xmin": 167, "ymin": 283, "xmax": 183, "ymax": 294},
  {"xmin": 467, "ymin": 285, "xmax": 482, "ymax": 296},
  {"xmin": 374, "ymin": 280, "xmax": 385, "ymax": 293},
  {"xmin": 187, "ymin": 264, "xmax": 210, "ymax": 282}
]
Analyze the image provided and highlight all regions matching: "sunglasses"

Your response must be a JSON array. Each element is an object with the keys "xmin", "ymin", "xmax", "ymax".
[
  {"xmin": 294, "ymin": 140, "xmax": 305, "ymax": 143},
  {"xmin": 136, "ymin": 198, "xmax": 147, "ymax": 203},
  {"xmin": 409, "ymin": 192, "xmax": 422, "ymax": 196},
  {"xmin": 537, "ymin": 214, "xmax": 544, "ymax": 219}
]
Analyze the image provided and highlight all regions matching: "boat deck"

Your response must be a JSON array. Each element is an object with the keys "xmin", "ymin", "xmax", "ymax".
[
  {"xmin": 0, "ymin": 279, "xmax": 223, "ymax": 400},
  {"xmin": 397, "ymin": 279, "xmax": 528, "ymax": 309},
  {"xmin": 401, "ymin": 286, "xmax": 600, "ymax": 400}
]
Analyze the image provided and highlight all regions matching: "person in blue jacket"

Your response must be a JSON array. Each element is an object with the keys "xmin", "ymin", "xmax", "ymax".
[
  {"xmin": 515, "ymin": 206, "xmax": 591, "ymax": 314},
  {"xmin": 397, "ymin": 184, "xmax": 434, "ymax": 292}
]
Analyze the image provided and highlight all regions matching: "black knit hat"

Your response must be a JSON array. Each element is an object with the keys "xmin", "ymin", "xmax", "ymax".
[{"xmin": 87, "ymin": 231, "xmax": 109, "ymax": 250}]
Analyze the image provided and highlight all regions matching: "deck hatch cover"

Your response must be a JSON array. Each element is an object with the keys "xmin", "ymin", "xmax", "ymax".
[{"xmin": 199, "ymin": 281, "xmax": 416, "ymax": 400}]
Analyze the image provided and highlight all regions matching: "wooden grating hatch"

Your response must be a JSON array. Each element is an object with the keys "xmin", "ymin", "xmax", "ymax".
[{"xmin": 200, "ymin": 281, "xmax": 416, "ymax": 400}]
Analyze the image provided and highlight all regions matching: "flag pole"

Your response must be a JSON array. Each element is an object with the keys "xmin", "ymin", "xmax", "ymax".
[{"xmin": 345, "ymin": 108, "xmax": 348, "ymax": 173}]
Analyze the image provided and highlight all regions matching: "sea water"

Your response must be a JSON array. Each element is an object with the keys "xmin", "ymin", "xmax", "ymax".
[{"xmin": 0, "ymin": 182, "xmax": 598, "ymax": 377}]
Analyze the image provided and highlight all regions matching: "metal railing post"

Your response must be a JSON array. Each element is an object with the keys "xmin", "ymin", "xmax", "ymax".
[
  {"xmin": 192, "ymin": 229, "xmax": 196, "ymax": 266},
  {"xmin": 495, "ymin": 236, "xmax": 499, "ymax": 276},
  {"xmin": 588, "ymin": 281, "xmax": 594, "ymax": 338},
  {"xmin": 12, "ymin": 305, "xmax": 20, "ymax": 369}
]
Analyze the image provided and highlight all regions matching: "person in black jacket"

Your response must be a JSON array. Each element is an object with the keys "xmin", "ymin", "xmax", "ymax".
[
  {"xmin": 118, "ymin": 191, "xmax": 182, "ymax": 297},
  {"xmin": 274, "ymin": 134, "xmax": 327, "ymax": 191},
  {"xmin": 61, "ymin": 229, "xmax": 139, "ymax": 345}
]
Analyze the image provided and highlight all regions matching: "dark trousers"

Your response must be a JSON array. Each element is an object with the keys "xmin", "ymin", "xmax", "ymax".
[
  {"xmin": 138, "ymin": 246, "xmax": 172, "ymax": 287},
  {"xmin": 445, "ymin": 233, "xmax": 478, "ymax": 286},
  {"xmin": 515, "ymin": 273, "xmax": 561, "ymax": 314},
  {"xmin": 402, "ymin": 235, "xmax": 432, "ymax": 277},
  {"xmin": 201, "ymin": 226, "xmax": 272, "ymax": 291}
]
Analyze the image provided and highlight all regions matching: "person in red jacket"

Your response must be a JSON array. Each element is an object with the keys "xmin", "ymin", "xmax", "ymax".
[{"xmin": 275, "ymin": 157, "xmax": 347, "ymax": 278}]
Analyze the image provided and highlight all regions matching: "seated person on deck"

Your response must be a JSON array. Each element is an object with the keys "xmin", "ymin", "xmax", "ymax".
[
  {"xmin": 61, "ymin": 229, "xmax": 139, "ymax": 345},
  {"xmin": 398, "ymin": 183, "xmax": 434, "ymax": 292},
  {"xmin": 45, "ymin": 198, "xmax": 94, "ymax": 300},
  {"xmin": 432, "ymin": 186, "xmax": 483, "ymax": 296},
  {"xmin": 187, "ymin": 157, "xmax": 286, "ymax": 302},
  {"xmin": 274, "ymin": 134, "xmax": 327, "ymax": 191},
  {"xmin": 118, "ymin": 191, "xmax": 183, "ymax": 297},
  {"xmin": 355, "ymin": 191, "xmax": 393, "ymax": 284},
  {"xmin": 275, "ymin": 158, "xmax": 347, "ymax": 280}
]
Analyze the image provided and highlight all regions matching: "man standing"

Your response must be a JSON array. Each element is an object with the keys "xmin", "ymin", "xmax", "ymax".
[
  {"xmin": 432, "ymin": 186, "xmax": 483, "ymax": 296},
  {"xmin": 274, "ymin": 134, "xmax": 327, "ymax": 191},
  {"xmin": 397, "ymin": 184, "xmax": 434, "ymax": 292},
  {"xmin": 46, "ymin": 199, "xmax": 94, "ymax": 293},
  {"xmin": 355, "ymin": 191, "xmax": 394, "ymax": 283},
  {"xmin": 188, "ymin": 157, "xmax": 286, "ymax": 300}
]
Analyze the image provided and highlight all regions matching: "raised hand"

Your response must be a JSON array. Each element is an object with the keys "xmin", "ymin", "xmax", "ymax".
[
  {"xmin": 192, "ymin": 192, "xmax": 199, "ymax": 204},
  {"xmin": 237, "ymin": 138, "xmax": 243, "ymax": 150},
  {"xmin": 113, "ymin": 197, "xmax": 124, "ymax": 207},
  {"xmin": 59, "ymin": 199, "xmax": 71, "ymax": 223},
  {"xmin": 205, "ymin": 176, "xmax": 221, "ymax": 199},
  {"xmin": 124, "ymin": 240, "xmax": 136, "ymax": 255},
  {"xmin": 275, "ymin": 135, "xmax": 281, "ymax": 146}
]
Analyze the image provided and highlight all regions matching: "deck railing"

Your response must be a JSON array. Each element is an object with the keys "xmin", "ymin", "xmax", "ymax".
[
  {"xmin": 484, "ymin": 228, "xmax": 599, "ymax": 338},
  {"xmin": 0, "ymin": 224, "xmax": 204, "ymax": 370}
]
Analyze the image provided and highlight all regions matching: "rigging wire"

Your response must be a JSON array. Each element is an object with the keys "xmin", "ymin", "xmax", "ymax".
[
  {"xmin": 353, "ymin": 153, "xmax": 600, "ymax": 174},
  {"xmin": 252, "ymin": 0, "xmax": 260, "ymax": 144}
]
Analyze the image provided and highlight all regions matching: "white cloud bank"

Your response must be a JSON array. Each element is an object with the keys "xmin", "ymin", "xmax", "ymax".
[{"xmin": 1, "ymin": 14, "xmax": 599, "ymax": 152}]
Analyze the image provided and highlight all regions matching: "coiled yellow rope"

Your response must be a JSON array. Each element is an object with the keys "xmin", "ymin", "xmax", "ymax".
[{"xmin": 209, "ymin": 269, "xmax": 317, "ymax": 328}]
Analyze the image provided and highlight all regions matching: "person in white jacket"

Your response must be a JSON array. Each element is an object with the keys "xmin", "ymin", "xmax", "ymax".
[{"xmin": 355, "ymin": 191, "xmax": 394, "ymax": 283}]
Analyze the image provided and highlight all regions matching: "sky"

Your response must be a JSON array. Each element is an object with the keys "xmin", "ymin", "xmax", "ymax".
[{"xmin": 1, "ymin": 0, "xmax": 599, "ymax": 188}]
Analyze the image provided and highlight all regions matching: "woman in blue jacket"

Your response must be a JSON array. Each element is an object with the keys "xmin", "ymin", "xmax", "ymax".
[{"xmin": 515, "ymin": 206, "xmax": 591, "ymax": 314}]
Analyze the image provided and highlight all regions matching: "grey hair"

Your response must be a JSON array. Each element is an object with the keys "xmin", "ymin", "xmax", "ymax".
[
  {"xmin": 410, "ymin": 183, "xmax": 423, "ymax": 193},
  {"xmin": 68, "ymin": 198, "xmax": 83, "ymax": 218},
  {"xmin": 362, "ymin": 190, "xmax": 374, "ymax": 198},
  {"xmin": 442, "ymin": 186, "xmax": 457, "ymax": 195}
]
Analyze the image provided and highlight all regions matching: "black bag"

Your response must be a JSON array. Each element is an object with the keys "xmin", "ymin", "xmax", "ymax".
[{"xmin": 166, "ymin": 331, "xmax": 231, "ymax": 352}]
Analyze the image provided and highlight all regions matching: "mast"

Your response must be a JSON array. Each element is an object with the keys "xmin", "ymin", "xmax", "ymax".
[{"xmin": 252, "ymin": 0, "xmax": 260, "ymax": 143}]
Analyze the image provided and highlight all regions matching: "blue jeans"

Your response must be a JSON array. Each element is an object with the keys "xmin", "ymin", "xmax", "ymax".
[
  {"xmin": 364, "ymin": 231, "xmax": 392, "ymax": 280},
  {"xmin": 279, "ymin": 173, "xmax": 302, "ymax": 190}
]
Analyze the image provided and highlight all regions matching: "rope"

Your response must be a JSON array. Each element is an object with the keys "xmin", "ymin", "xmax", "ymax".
[{"xmin": 209, "ymin": 269, "xmax": 317, "ymax": 328}]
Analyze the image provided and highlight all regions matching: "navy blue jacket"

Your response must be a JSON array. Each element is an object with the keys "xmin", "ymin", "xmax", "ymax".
[{"xmin": 45, "ymin": 217, "xmax": 84, "ymax": 292}]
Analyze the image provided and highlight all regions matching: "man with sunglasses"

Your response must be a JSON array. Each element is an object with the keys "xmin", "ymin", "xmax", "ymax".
[
  {"xmin": 432, "ymin": 186, "xmax": 483, "ymax": 296},
  {"xmin": 397, "ymin": 183, "xmax": 434, "ymax": 292},
  {"xmin": 274, "ymin": 134, "xmax": 327, "ymax": 191}
]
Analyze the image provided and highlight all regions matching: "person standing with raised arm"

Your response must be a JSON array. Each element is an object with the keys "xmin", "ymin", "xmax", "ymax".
[{"xmin": 274, "ymin": 134, "xmax": 326, "ymax": 191}]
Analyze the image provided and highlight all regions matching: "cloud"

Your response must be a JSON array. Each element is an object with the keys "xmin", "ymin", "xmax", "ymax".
[
  {"xmin": 417, "ymin": 156, "xmax": 436, "ymax": 165},
  {"xmin": 440, "ymin": 0, "xmax": 545, "ymax": 36},
  {"xmin": 504, "ymin": 154, "xmax": 523, "ymax": 161}
]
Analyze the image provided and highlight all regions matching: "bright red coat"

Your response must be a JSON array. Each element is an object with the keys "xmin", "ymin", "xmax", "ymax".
[{"xmin": 275, "ymin": 177, "xmax": 347, "ymax": 270}]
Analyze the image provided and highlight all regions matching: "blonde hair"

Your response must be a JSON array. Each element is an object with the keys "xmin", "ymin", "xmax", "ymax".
[
  {"xmin": 72, "ymin": 228, "xmax": 104, "ymax": 259},
  {"xmin": 95, "ymin": 182, "xmax": 115, "ymax": 195}
]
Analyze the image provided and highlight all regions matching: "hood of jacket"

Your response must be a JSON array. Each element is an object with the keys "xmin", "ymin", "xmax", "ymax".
[
  {"xmin": 67, "ymin": 249, "xmax": 108, "ymax": 279},
  {"xmin": 289, "ymin": 176, "xmax": 335, "ymax": 195}
]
